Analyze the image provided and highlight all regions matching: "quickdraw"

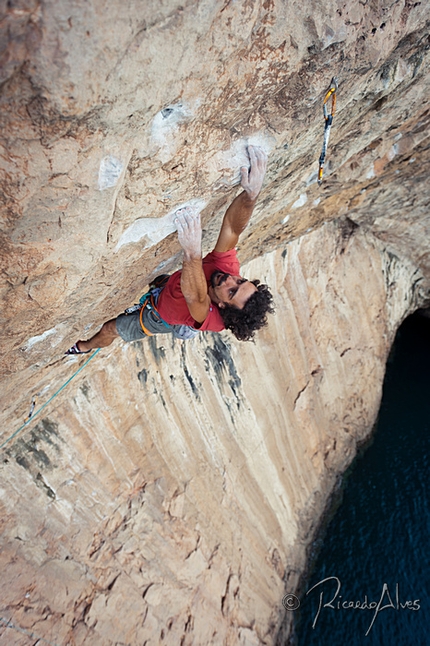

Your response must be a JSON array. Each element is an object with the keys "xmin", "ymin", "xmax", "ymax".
[{"xmin": 318, "ymin": 77, "xmax": 338, "ymax": 186}]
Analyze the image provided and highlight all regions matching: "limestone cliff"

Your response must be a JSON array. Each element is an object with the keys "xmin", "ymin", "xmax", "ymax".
[{"xmin": 1, "ymin": 1, "xmax": 429, "ymax": 644}]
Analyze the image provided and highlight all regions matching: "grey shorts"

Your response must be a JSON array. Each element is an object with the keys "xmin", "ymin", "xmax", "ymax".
[
  {"xmin": 115, "ymin": 307, "xmax": 199, "ymax": 342},
  {"xmin": 115, "ymin": 307, "xmax": 172, "ymax": 342}
]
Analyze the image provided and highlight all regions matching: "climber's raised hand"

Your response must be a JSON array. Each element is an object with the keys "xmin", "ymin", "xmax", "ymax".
[
  {"xmin": 240, "ymin": 145, "xmax": 268, "ymax": 201},
  {"xmin": 175, "ymin": 207, "xmax": 202, "ymax": 259}
]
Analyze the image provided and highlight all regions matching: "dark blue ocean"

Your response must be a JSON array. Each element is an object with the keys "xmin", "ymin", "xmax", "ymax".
[{"xmin": 294, "ymin": 312, "xmax": 430, "ymax": 645}]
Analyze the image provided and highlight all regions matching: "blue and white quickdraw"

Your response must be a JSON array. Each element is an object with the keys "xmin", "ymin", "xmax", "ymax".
[{"xmin": 318, "ymin": 77, "xmax": 338, "ymax": 186}]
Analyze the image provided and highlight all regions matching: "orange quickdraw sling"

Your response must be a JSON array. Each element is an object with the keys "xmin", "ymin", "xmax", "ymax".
[{"xmin": 137, "ymin": 274, "xmax": 171, "ymax": 336}]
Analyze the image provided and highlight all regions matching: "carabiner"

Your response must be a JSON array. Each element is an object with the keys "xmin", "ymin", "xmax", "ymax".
[{"xmin": 318, "ymin": 77, "xmax": 338, "ymax": 185}]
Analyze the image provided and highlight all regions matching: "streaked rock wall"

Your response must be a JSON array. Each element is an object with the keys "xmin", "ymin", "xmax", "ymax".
[
  {"xmin": 1, "ymin": 0, "xmax": 429, "ymax": 644},
  {"xmin": 1, "ymin": 221, "xmax": 424, "ymax": 644}
]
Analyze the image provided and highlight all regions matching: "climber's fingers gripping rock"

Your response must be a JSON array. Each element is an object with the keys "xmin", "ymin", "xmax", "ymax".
[
  {"xmin": 240, "ymin": 145, "xmax": 268, "ymax": 201},
  {"xmin": 175, "ymin": 207, "xmax": 202, "ymax": 259}
]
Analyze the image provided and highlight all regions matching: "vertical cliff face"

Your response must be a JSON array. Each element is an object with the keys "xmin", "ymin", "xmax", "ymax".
[
  {"xmin": 1, "ymin": 224, "xmax": 424, "ymax": 645},
  {"xmin": 1, "ymin": 1, "xmax": 429, "ymax": 644}
]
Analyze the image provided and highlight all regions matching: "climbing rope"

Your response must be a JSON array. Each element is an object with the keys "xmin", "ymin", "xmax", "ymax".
[
  {"xmin": 318, "ymin": 77, "xmax": 338, "ymax": 185},
  {"xmin": 0, "ymin": 349, "xmax": 101, "ymax": 451}
]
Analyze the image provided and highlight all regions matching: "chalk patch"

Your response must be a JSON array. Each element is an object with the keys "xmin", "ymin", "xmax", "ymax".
[
  {"xmin": 98, "ymin": 156, "xmax": 123, "ymax": 190},
  {"xmin": 115, "ymin": 198, "xmax": 207, "ymax": 251},
  {"xmin": 313, "ymin": 198, "xmax": 321, "ymax": 206},
  {"xmin": 366, "ymin": 166, "xmax": 375, "ymax": 179},
  {"xmin": 151, "ymin": 102, "xmax": 195, "ymax": 162},
  {"xmin": 387, "ymin": 144, "xmax": 398, "ymax": 162},
  {"xmin": 394, "ymin": 58, "xmax": 412, "ymax": 84},
  {"xmin": 23, "ymin": 327, "xmax": 57, "ymax": 351},
  {"xmin": 211, "ymin": 132, "xmax": 276, "ymax": 187},
  {"xmin": 291, "ymin": 193, "xmax": 308, "ymax": 209},
  {"xmin": 306, "ymin": 171, "xmax": 318, "ymax": 186},
  {"xmin": 322, "ymin": 23, "xmax": 347, "ymax": 50},
  {"xmin": 282, "ymin": 214, "xmax": 290, "ymax": 225}
]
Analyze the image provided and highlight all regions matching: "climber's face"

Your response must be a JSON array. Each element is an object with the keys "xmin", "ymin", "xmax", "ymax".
[{"xmin": 208, "ymin": 271, "xmax": 257, "ymax": 309}]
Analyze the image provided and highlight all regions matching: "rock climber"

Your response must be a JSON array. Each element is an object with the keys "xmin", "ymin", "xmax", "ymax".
[{"xmin": 65, "ymin": 145, "xmax": 274, "ymax": 354}]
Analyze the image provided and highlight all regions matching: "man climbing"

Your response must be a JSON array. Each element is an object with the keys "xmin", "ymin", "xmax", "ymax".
[{"xmin": 65, "ymin": 145, "xmax": 274, "ymax": 354}]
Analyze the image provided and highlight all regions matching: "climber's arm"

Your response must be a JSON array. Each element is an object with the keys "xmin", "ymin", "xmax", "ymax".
[
  {"xmin": 214, "ymin": 145, "xmax": 268, "ymax": 253},
  {"xmin": 176, "ymin": 209, "xmax": 210, "ymax": 324}
]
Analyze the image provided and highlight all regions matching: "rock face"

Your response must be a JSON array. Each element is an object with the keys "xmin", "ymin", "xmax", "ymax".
[{"xmin": 0, "ymin": 1, "xmax": 429, "ymax": 644}]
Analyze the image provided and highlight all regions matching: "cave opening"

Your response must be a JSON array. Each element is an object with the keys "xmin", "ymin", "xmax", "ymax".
[{"xmin": 287, "ymin": 310, "xmax": 430, "ymax": 645}]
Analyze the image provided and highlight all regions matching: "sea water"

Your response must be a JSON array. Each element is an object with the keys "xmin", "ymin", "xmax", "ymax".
[{"xmin": 294, "ymin": 312, "xmax": 430, "ymax": 645}]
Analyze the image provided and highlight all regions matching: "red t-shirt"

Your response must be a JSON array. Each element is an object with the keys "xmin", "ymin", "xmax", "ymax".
[{"xmin": 157, "ymin": 249, "xmax": 240, "ymax": 331}]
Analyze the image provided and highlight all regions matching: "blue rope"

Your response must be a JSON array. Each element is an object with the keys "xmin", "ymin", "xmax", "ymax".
[{"xmin": 0, "ymin": 349, "xmax": 101, "ymax": 451}]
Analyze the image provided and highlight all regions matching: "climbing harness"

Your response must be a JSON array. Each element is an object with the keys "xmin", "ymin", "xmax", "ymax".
[
  {"xmin": 0, "ymin": 349, "xmax": 100, "ymax": 451},
  {"xmin": 318, "ymin": 77, "xmax": 338, "ymax": 185},
  {"xmin": 139, "ymin": 288, "xmax": 172, "ymax": 336},
  {"xmin": 124, "ymin": 274, "xmax": 172, "ymax": 337}
]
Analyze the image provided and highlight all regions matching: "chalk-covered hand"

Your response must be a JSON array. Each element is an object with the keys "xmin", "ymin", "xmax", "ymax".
[
  {"xmin": 240, "ymin": 145, "xmax": 268, "ymax": 201},
  {"xmin": 175, "ymin": 207, "xmax": 202, "ymax": 258}
]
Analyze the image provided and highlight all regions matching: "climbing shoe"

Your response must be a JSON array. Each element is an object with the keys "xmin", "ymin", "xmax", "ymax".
[{"xmin": 64, "ymin": 342, "xmax": 91, "ymax": 355}]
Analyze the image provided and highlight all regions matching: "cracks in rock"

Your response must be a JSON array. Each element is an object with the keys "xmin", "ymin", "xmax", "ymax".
[
  {"xmin": 337, "ymin": 217, "xmax": 359, "ymax": 254},
  {"xmin": 180, "ymin": 344, "xmax": 199, "ymax": 400},
  {"xmin": 178, "ymin": 611, "xmax": 195, "ymax": 644},
  {"xmin": 221, "ymin": 571, "xmax": 240, "ymax": 616},
  {"xmin": 140, "ymin": 581, "xmax": 153, "ymax": 601},
  {"xmin": 105, "ymin": 149, "xmax": 134, "ymax": 244},
  {"xmin": 205, "ymin": 336, "xmax": 243, "ymax": 425},
  {"xmin": 35, "ymin": 472, "xmax": 56, "ymax": 500},
  {"xmin": 411, "ymin": 269, "xmax": 426, "ymax": 306},
  {"xmin": 220, "ymin": 577, "xmax": 229, "ymax": 615},
  {"xmin": 323, "ymin": 439, "xmax": 337, "ymax": 465},
  {"xmin": 106, "ymin": 573, "xmax": 120, "ymax": 592},
  {"xmin": 5, "ymin": 418, "xmax": 63, "ymax": 499},
  {"xmin": 207, "ymin": 543, "xmax": 220, "ymax": 569},
  {"xmin": 81, "ymin": 599, "xmax": 93, "ymax": 622},
  {"xmin": 293, "ymin": 382, "xmax": 309, "ymax": 408},
  {"xmin": 88, "ymin": 535, "xmax": 106, "ymax": 560},
  {"xmin": 184, "ymin": 532, "xmax": 201, "ymax": 561},
  {"xmin": 183, "ymin": 612, "xmax": 194, "ymax": 633},
  {"xmin": 106, "ymin": 2, "xmax": 196, "ymax": 83}
]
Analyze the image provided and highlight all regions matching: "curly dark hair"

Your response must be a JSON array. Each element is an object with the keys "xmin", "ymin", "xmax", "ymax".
[{"xmin": 219, "ymin": 280, "xmax": 275, "ymax": 342}]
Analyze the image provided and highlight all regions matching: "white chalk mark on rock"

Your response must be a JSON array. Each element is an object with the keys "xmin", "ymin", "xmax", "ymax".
[
  {"xmin": 387, "ymin": 144, "xmax": 398, "ymax": 161},
  {"xmin": 115, "ymin": 198, "xmax": 207, "ymax": 251},
  {"xmin": 282, "ymin": 214, "xmax": 290, "ymax": 224},
  {"xmin": 210, "ymin": 132, "xmax": 276, "ymax": 188},
  {"xmin": 313, "ymin": 198, "xmax": 321, "ymax": 207},
  {"xmin": 291, "ymin": 193, "xmax": 308, "ymax": 209},
  {"xmin": 306, "ymin": 171, "xmax": 318, "ymax": 186},
  {"xmin": 98, "ymin": 156, "xmax": 124, "ymax": 190},
  {"xmin": 151, "ymin": 102, "xmax": 195, "ymax": 162},
  {"xmin": 23, "ymin": 327, "xmax": 57, "ymax": 351}
]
